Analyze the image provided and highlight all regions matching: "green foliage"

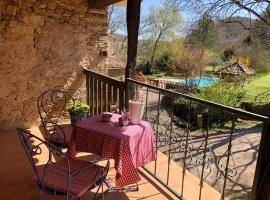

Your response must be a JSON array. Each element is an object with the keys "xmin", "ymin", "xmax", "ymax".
[
  {"xmin": 67, "ymin": 102, "xmax": 90, "ymax": 114},
  {"xmin": 204, "ymin": 65, "xmax": 223, "ymax": 72},
  {"xmin": 220, "ymin": 48, "xmax": 234, "ymax": 61},
  {"xmin": 155, "ymin": 52, "xmax": 174, "ymax": 68},
  {"xmin": 193, "ymin": 81, "xmax": 246, "ymax": 107},
  {"xmin": 161, "ymin": 93, "xmax": 231, "ymax": 129},
  {"xmin": 137, "ymin": 61, "xmax": 153, "ymax": 75},
  {"xmin": 243, "ymin": 35, "xmax": 252, "ymax": 46}
]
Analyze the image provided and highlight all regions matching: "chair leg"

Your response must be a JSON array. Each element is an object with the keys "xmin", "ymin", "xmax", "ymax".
[
  {"xmin": 94, "ymin": 185, "xmax": 102, "ymax": 200},
  {"xmin": 102, "ymin": 183, "xmax": 104, "ymax": 200},
  {"xmin": 67, "ymin": 194, "xmax": 72, "ymax": 200},
  {"xmin": 39, "ymin": 190, "xmax": 43, "ymax": 200}
]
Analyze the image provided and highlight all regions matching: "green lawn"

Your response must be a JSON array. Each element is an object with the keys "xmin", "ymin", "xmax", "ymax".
[
  {"xmin": 244, "ymin": 72, "xmax": 270, "ymax": 103},
  {"xmin": 204, "ymin": 65, "xmax": 224, "ymax": 72}
]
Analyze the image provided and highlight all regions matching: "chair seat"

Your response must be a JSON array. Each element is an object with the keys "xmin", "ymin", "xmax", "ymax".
[
  {"xmin": 38, "ymin": 158, "xmax": 105, "ymax": 197},
  {"xmin": 49, "ymin": 126, "xmax": 73, "ymax": 146}
]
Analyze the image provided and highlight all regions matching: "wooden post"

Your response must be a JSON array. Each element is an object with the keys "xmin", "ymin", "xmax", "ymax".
[
  {"xmin": 125, "ymin": 0, "xmax": 141, "ymax": 108},
  {"xmin": 126, "ymin": 0, "xmax": 141, "ymax": 78}
]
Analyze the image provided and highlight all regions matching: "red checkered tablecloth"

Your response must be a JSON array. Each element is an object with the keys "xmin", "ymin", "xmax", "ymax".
[{"xmin": 68, "ymin": 113, "xmax": 156, "ymax": 188}]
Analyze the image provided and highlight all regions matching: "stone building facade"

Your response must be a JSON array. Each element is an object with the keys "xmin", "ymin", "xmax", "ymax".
[{"xmin": 0, "ymin": 0, "xmax": 108, "ymax": 130}]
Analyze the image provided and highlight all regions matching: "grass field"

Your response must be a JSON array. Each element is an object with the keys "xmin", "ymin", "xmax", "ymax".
[{"xmin": 244, "ymin": 72, "xmax": 270, "ymax": 103}]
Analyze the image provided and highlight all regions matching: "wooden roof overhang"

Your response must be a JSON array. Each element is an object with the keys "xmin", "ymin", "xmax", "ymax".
[
  {"xmin": 89, "ymin": 0, "xmax": 126, "ymax": 9},
  {"xmin": 89, "ymin": 0, "xmax": 141, "ymax": 78}
]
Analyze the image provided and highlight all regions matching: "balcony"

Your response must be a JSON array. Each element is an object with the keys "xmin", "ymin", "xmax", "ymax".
[
  {"xmin": 0, "ymin": 69, "xmax": 269, "ymax": 200},
  {"xmin": 0, "ymin": 128, "xmax": 228, "ymax": 200}
]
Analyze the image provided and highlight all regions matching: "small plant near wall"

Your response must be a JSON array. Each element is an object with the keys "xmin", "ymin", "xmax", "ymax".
[{"xmin": 67, "ymin": 102, "xmax": 90, "ymax": 124}]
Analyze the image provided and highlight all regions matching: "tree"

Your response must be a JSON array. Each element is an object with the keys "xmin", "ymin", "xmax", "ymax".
[
  {"xmin": 178, "ymin": 0, "xmax": 270, "ymax": 29},
  {"xmin": 184, "ymin": 15, "xmax": 219, "ymax": 77},
  {"xmin": 234, "ymin": 5, "xmax": 270, "ymax": 71},
  {"xmin": 250, "ymin": 5, "xmax": 270, "ymax": 50},
  {"xmin": 108, "ymin": 5, "xmax": 154, "ymax": 55},
  {"xmin": 143, "ymin": 0, "xmax": 182, "ymax": 64},
  {"xmin": 108, "ymin": 5, "xmax": 126, "ymax": 34},
  {"xmin": 186, "ymin": 14, "xmax": 218, "ymax": 50}
]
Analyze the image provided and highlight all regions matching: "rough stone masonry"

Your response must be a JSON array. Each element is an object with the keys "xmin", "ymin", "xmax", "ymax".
[{"xmin": 0, "ymin": 0, "xmax": 108, "ymax": 131}]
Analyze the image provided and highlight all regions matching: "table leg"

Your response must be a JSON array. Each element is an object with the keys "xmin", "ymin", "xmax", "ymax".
[
  {"xmin": 115, "ymin": 183, "xmax": 139, "ymax": 192},
  {"xmin": 94, "ymin": 178, "xmax": 113, "ymax": 200},
  {"xmin": 104, "ymin": 178, "xmax": 113, "ymax": 190},
  {"xmin": 104, "ymin": 177, "xmax": 139, "ymax": 192}
]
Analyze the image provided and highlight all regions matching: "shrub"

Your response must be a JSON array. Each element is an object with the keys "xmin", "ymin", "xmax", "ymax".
[
  {"xmin": 193, "ymin": 81, "xmax": 246, "ymax": 107},
  {"xmin": 161, "ymin": 94, "xmax": 228, "ymax": 129},
  {"xmin": 155, "ymin": 52, "xmax": 174, "ymax": 68},
  {"xmin": 67, "ymin": 102, "xmax": 90, "ymax": 124},
  {"xmin": 230, "ymin": 55, "xmax": 252, "ymax": 68},
  {"xmin": 137, "ymin": 61, "xmax": 153, "ymax": 75},
  {"xmin": 67, "ymin": 102, "xmax": 90, "ymax": 114},
  {"xmin": 220, "ymin": 48, "xmax": 234, "ymax": 61},
  {"xmin": 161, "ymin": 81, "xmax": 246, "ymax": 130}
]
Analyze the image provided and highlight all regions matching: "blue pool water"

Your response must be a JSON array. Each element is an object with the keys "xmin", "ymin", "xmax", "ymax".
[{"xmin": 177, "ymin": 77, "xmax": 217, "ymax": 87}]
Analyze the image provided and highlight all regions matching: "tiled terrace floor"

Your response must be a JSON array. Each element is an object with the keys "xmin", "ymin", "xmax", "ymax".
[
  {"xmin": 0, "ymin": 128, "xmax": 179, "ymax": 200},
  {"xmin": 0, "ymin": 127, "xmax": 224, "ymax": 200}
]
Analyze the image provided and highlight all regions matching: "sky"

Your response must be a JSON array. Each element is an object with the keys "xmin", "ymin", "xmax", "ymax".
[
  {"xmin": 141, "ymin": 0, "xmax": 189, "ymax": 21},
  {"xmin": 141, "ymin": 0, "xmax": 198, "ymax": 27},
  {"xmin": 140, "ymin": 0, "xmax": 267, "ymax": 21},
  {"xmin": 141, "ymin": 0, "xmax": 162, "ymax": 11},
  {"xmin": 112, "ymin": 0, "xmax": 267, "ymax": 35}
]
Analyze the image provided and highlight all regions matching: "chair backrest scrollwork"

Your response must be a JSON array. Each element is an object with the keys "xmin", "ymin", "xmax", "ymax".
[{"xmin": 37, "ymin": 89, "xmax": 75, "ymax": 146}]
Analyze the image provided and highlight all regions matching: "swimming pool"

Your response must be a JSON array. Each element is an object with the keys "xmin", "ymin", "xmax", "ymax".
[{"xmin": 177, "ymin": 77, "xmax": 217, "ymax": 87}]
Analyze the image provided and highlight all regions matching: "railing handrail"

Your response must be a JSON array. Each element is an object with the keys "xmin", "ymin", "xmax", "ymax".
[
  {"xmin": 83, "ymin": 68, "xmax": 125, "ymax": 87},
  {"xmin": 83, "ymin": 69, "xmax": 269, "ymax": 122},
  {"xmin": 126, "ymin": 78, "xmax": 270, "ymax": 123}
]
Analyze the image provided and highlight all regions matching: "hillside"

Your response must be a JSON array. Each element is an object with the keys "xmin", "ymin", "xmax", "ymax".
[{"xmin": 215, "ymin": 17, "xmax": 255, "ymax": 50}]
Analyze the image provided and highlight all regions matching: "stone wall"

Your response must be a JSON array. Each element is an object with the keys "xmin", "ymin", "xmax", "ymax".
[{"xmin": 0, "ymin": 0, "xmax": 108, "ymax": 131}]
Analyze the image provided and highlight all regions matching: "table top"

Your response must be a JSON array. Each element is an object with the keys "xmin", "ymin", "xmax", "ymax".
[{"xmin": 76, "ymin": 113, "xmax": 152, "ymax": 140}]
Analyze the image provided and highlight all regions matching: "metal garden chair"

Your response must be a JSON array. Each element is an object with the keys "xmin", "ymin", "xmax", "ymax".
[
  {"xmin": 37, "ymin": 89, "xmax": 75, "ymax": 147},
  {"xmin": 17, "ymin": 128, "xmax": 110, "ymax": 200}
]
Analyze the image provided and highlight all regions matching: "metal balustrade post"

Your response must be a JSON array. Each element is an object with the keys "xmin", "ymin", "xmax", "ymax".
[
  {"xmin": 181, "ymin": 100, "xmax": 192, "ymax": 198},
  {"xmin": 144, "ymin": 87, "xmax": 149, "ymax": 120},
  {"xmin": 199, "ymin": 107, "xmax": 211, "ymax": 200},
  {"xmin": 166, "ymin": 98, "xmax": 174, "ymax": 185},
  {"xmin": 221, "ymin": 114, "xmax": 236, "ymax": 200},
  {"xmin": 154, "ymin": 91, "xmax": 161, "ymax": 175}
]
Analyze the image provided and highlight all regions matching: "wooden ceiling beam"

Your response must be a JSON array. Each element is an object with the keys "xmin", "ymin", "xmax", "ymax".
[{"xmin": 88, "ymin": 0, "xmax": 124, "ymax": 9}]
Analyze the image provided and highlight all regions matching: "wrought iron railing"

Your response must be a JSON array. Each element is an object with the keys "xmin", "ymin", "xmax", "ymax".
[{"xmin": 84, "ymin": 69, "xmax": 270, "ymax": 200}]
